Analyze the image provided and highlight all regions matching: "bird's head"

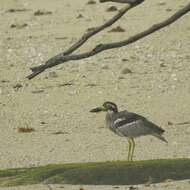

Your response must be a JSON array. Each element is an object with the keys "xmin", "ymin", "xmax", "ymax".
[{"xmin": 90, "ymin": 101, "xmax": 118, "ymax": 113}]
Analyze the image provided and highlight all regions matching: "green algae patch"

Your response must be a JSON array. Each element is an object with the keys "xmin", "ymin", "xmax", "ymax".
[{"xmin": 0, "ymin": 159, "xmax": 190, "ymax": 186}]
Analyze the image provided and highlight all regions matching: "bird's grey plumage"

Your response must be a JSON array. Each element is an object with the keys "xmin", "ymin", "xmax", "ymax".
[{"xmin": 106, "ymin": 110, "xmax": 166, "ymax": 141}]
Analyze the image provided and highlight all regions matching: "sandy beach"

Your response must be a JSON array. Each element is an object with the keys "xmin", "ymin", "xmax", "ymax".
[{"xmin": 0, "ymin": 0, "xmax": 190, "ymax": 189}]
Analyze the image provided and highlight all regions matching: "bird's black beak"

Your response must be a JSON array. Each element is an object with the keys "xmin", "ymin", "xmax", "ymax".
[{"xmin": 90, "ymin": 106, "xmax": 107, "ymax": 113}]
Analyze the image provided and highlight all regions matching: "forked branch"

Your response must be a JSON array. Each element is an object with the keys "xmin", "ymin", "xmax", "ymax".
[
  {"xmin": 27, "ymin": 0, "xmax": 143, "ymax": 79},
  {"xmin": 27, "ymin": 2, "xmax": 190, "ymax": 80}
]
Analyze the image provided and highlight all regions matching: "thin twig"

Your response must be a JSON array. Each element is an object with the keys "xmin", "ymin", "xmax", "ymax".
[
  {"xmin": 176, "ymin": 121, "xmax": 190, "ymax": 126},
  {"xmin": 27, "ymin": 2, "xmax": 190, "ymax": 80},
  {"xmin": 100, "ymin": 0, "xmax": 143, "ymax": 5}
]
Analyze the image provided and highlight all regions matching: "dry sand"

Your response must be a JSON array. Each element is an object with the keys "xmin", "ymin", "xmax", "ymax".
[{"xmin": 0, "ymin": 0, "xmax": 190, "ymax": 189}]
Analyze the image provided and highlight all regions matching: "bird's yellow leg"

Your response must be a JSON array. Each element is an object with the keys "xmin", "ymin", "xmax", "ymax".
[
  {"xmin": 130, "ymin": 138, "xmax": 135, "ymax": 161},
  {"xmin": 127, "ymin": 139, "xmax": 132, "ymax": 161}
]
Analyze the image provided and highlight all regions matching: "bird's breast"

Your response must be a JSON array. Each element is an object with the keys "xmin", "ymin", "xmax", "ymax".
[{"xmin": 105, "ymin": 113, "xmax": 119, "ymax": 134}]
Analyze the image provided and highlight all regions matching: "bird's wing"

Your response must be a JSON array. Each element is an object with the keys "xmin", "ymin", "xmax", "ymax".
[
  {"xmin": 113, "ymin": 111, "xmax": 146, "ymax": 128},
  {"xmin": 113, "ymin": 111, "xmax": 165, "ymax": 138}
]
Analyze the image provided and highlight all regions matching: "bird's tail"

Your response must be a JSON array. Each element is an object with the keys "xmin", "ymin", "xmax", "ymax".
[{"xmin": 152, "ymin": 133, "xmax": 168, "ymax": 143}]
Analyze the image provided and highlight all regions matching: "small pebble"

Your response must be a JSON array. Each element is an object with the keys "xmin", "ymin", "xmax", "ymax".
[
  {"xmin": 77, "ymin": 14, "xmax": 83, "ymax": 18},
  {"xmin": 168, "ymin": 121, "xmax": 173, "ymax": 125},
  {"xmin": 1, "ymin": 80, "xmax": 9, "ymax": 83},
  {"xmin": 129, "ymin": 186, "xmax": 138, "ymax": 190},
  {"xmin": 121, "ymin": 68, "xmax": 132, "ymax": 74},
  {"xmin": 31, "ymin": 90, "xmax": 44, "ymax": 94},
  {"xmin": 109, "ymin": 26, "xmax": 125, "ymax": 33},
  {"xmin": 10, "ymin": 23, "xmax": 28, "ymax": 29},
  {"xmin": 18, "ymin": 127, "xmax": 35, "ymax": 133},
  {"xmin": 86, "ymin": 0, "xmax": 96, "ymax": 5},
  {"xmin": 13, "ymin": 83, "xmax": 23, "ymax": 90},
  {"xmin": 40, "ymin": 121, "xmax": 46, "ymax": 125},
  {"xmin": 122, "ymin": 58, "xmax": 129, "ymax": 62},
  {"xmin": 34, "ymin": 10, "xmax": 52, "ymax": 16},
  {"xmin": 106, "ymin": 6, "xmax": 117, "ymax": 12},
  {"xmin": 160, "ymin": 63, "xmax": 166, "ymax": 67}
]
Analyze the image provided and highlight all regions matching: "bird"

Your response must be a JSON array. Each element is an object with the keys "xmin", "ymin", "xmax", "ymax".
[{"xmin": 90, "ymin": 101, "xmax": 167, "ymax": 161}]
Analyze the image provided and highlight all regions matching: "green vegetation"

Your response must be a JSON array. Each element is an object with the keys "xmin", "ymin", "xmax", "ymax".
[{"xmin": 0, "ymin": 159, "xmax": 190, "ymax": 186}]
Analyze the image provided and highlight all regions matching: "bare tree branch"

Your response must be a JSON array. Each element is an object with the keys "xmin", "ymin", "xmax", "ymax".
[
  {"xmin": 27, "ymin": 2, "xmax": 190, "ymax": 80},
  {"xmin": 58, "ymin": 3, "xmax": 135, "ymax": 56},
  {"xmin": 27, "ymin": 0, "xmax": 142, "ymax": 80}
]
